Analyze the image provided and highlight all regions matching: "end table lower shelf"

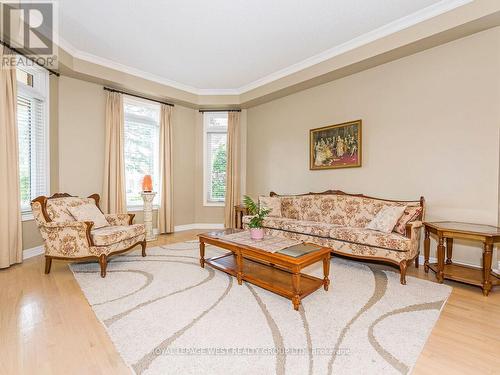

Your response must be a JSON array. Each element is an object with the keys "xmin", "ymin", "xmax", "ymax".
[{"xmin": 427, "ymin": 262, "xmax": 500, "ymax": 289}]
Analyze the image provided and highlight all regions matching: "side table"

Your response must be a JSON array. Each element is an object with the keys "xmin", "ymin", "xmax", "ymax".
[
  {"xmin": 234, "ymin": 204, "xmax": 248, "ymax": 229},
  {"xmin": 423, "ymin": 221, "xmax": 500, "ymax": 296}
]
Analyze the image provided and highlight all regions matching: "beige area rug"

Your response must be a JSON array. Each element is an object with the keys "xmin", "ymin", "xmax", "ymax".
[{"xmin": 70, "ymin": 241, "xmax": 451, "ymax": 375}]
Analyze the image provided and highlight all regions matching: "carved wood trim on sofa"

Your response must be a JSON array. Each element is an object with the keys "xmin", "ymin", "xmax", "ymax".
[{"xmin": 270, "ymin": 189, "xmax": 425, "ymax": 207}]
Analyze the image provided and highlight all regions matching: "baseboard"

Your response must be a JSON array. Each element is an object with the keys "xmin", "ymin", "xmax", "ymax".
[
  {"xmin": 23, "ymin": 245, "xmax": 44, "ymax": 260},
  {"xmin": 174, "ymin": 223, "xmax": 224, "ymax": 232}
]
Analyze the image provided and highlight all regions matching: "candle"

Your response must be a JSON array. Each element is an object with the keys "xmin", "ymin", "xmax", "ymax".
[{"xmin": 142, "ymin": 175, "xmax": 153, "ymax": 192}]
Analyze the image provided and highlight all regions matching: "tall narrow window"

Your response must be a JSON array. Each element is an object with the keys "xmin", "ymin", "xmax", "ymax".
[
  {"xmin": 16, "ymin": 64, "xmax": 49, "ymax": 213},
  {"xmin": 123, "ymin": 97, "xmax": 161, "ymax": 208},
  {"xmin": 203, "ymin": 112, "xmax": 228, "ymax": 205}
]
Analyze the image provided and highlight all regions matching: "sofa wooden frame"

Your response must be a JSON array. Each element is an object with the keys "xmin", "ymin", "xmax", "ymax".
[
  {"xmin": 32, "ymin": 193, "xmax": 147, "ymax": 278},
  {"xmin": 263, "ymin": 189, "xmax": 425, "ymax": 284}
]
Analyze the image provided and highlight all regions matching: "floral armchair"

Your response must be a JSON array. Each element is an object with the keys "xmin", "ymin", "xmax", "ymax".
[{"xmin": 31, "ymin": 193, "xmax": 146, "ymax": 278}]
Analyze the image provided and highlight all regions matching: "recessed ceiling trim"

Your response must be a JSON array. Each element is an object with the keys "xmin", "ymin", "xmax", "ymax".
[
  {"xmin": 58, "ymin": 36, "xmax": 206, "ymax": 94},
  {"xmin": 238, "ymin": 0, "xmax": 472, "ymax": 94},
  {"xmin": 58, "ymin": 0, "xmax": 471, "ymax": 96}
]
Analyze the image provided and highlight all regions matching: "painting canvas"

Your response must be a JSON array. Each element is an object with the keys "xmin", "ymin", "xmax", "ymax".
[{"xmin": 310, "ymin": 120, "xmax": 362, "ymax": 170}]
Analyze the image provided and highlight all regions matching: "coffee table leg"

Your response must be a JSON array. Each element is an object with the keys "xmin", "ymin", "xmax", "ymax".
[
  {"xmin": 236, "ymin": 251, "xmax": 243, "ymax": 285},
  {"xmin": 323, "ymin": 255, "xmax": 331, "ymax": 291},
  {"xmin": 199, "ymin": 241, "xmax": 205, "ymax": 268},
  {"xmin": 292, "ymin": 271, "xmax": 301, "ymax": 311}
]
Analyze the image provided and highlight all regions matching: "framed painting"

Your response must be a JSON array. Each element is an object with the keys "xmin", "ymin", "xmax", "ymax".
[{"xmin": 310, "ymin": 120, "xmax": 362, "ymax": 170}]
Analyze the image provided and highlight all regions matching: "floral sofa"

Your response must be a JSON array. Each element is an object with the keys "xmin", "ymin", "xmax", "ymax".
[
  {"xmin": 31, "ymin": 193, "xmax": 146, "ymax": 277},
  {"xmin": 243, "ymin": 190, "xmax": 424, "ymax": 284}
]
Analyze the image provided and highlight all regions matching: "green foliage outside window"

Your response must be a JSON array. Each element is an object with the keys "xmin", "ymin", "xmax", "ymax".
[
  {"xmin": 211, "ymin": 144, "xmax": 226, "ymax": 201},
  {"xmin": 20, "ymin": 175, "xmax": 30, "ymax": 205}
]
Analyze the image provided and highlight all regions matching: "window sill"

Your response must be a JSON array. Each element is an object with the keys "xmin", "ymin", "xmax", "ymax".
[
  {"xmin": 127, "ymin": 205, "xmax": 160, "ymax": 212},
  {"xmin": 22, "ymin": 212, "xmax": 34, "ymax": 222},
  {"xmin": 203, "ymin": 202, "xmax": 225, "ymax": 207}
]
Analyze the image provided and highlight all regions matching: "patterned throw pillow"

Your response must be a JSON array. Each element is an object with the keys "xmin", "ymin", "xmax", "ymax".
[
  {"xmin": 259, "ymin": 196, "xmax": 282, "ymax": 217},
  {"xmin": 393, "ymin": 206, "xmax": 423, "ymax": 235},
  {"xmin": 366, "ymin": 206, "xmax": 406, "ymax": 233},
  {"xmin": 68, "ymin": 203, "xmax": 110, "ymax": 229}
]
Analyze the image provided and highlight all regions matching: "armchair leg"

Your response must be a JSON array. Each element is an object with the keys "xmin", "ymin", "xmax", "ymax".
[
  {"xmin": 399, "ymin": 260, "xmax": 408, "ymax": 285},
  {"xmin": 99, "ymin": 254, "xmax": 108, "ymax": 278},
  {"xmin": 44, "ymin": 256, "xmax": 52, "ymax": 274},
  {"xmin": 141, "ymin": 240, "xmax": 147, "ymax": 257},
  {"xmin": 415, "ymin": 253, "xmax": 419, "ymax": 268}
]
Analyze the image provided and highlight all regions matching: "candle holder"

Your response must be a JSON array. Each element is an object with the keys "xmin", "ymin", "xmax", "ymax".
[{"xmin": 142, "ymin": 175, "xmax": 153, "ymax": 192}]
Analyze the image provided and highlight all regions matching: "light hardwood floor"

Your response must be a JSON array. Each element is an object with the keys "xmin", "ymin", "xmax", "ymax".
[{"xmin": 1, "ymin": 230, "xmax": 499, "ymax": 374}]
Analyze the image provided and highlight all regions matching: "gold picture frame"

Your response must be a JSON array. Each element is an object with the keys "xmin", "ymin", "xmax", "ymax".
[{"xmin": 310, "ymin": 120, "xmax": 362, "ymax": 170}]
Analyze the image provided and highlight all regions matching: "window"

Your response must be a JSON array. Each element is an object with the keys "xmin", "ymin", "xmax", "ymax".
[
  {"xmin": 16, "ymin": 63, "xmax": 49, "ymax": 213},
  {"xmin": 123, "ymin": 96, "xmax": 161, "ymax": 208},
  {"xmin": 203, "ymin": 112, "xmax": 228, "ymax": 206}
]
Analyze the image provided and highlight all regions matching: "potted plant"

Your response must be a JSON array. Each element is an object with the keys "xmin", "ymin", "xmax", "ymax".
[{"xmin": 243, "ymin": 195, "xmax": 271, "ymax": 240}]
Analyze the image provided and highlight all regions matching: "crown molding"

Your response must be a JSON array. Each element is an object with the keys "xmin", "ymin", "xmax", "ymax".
[
  {"xmin": 55, "ymin": 0, "xmax": 471, "ymax": 96},
  {"xmin": 237, "ymin": 0, "xmax": 472, "ymax": 93},
  {"xmin": 58, "ymin": 37, "xmax": 201, "ymax": 94}
]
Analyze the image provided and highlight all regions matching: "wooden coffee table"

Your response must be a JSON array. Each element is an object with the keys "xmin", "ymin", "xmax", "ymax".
[{"xmin": 198, "ymin": 229, "xmax": 331, "ymax": 311}]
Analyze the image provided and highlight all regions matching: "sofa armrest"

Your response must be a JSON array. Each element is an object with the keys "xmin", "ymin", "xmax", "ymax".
[
  {"xmin": 39, "ymin": 221, "xmax": 96, "ymax": 257},
  {"xmin": 405, "ymin": 221, "xmax": 423, "ymax": 239},
  {"xmin": 105, "ymin": 213, "xmax": 135, "ymax": 226}
]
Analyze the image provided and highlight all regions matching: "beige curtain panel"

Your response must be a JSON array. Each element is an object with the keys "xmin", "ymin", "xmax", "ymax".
[
  {"xmin": 102, "ymin": 91, "xmax": 127, "ymax": 214},
  {"xmin": 159, "ymin": 104, "xmax": 174, "ymax": 233},
  {"xmin": 0, "ymin": 46, "xmax": 23, "ymax": 268},
  {"xmin": 224, "ymin": 111, "xmax": 241, "ymax": 228}
]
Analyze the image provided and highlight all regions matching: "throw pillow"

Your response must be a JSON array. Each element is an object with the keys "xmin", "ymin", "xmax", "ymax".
[
  {"xmin": 68, "ymin": 203, "xmax": 110, "ymax": 229},
  {"xmin": 259, "ymin": 196, "xmax": 282, "ymax": 217},
  {"xmin": 366, "ymin": 206, "xmax": 406, "ymax": 233},
  {"xmin": 393, "ymin": 206, "xmax": 423, "ymax": 235}
]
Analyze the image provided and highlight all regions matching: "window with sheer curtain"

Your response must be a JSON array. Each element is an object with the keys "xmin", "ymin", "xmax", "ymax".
[
  {"xmin": 203, "ymin": 112, "xmax": 228, "ymax": 205},
  {"xmin": 123, "ymin": 96, "xmax": 161, "ymax": 208},
  {"xmin": 16, "ymin": 64, "xmax": 49, "ymax": 213}
]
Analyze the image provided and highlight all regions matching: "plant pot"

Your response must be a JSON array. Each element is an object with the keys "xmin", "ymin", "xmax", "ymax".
[{"xmin": 250, "ymin": 228, "xmax": 264, "ymax": 240}]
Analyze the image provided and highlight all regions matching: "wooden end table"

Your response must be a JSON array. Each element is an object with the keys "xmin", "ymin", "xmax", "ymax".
[
  {"xmin": 198, "ymin": 229, "xmax": 331, "ymax": 311},
  {"xmin": 234, "ymin": 205, "xmax": 248, "ymax": 229},
  {"xmin": 423, "ymin": 221, "xmax": 500, "ymax": 296}
]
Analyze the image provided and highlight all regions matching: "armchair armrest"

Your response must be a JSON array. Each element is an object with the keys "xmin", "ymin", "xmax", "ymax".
[
  {"xmin": 405, "ymin": 221, "xmax": 423, "ymax": 239},
  {"xmin": 105, "ymin": 213, "xmax": 135, "ymax": 226},
  {"xmin": 39, "ymin": 221, "xmax": 96, "ymax": 257}
]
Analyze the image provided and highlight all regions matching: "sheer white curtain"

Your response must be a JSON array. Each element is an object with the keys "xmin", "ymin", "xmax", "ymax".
[
  {"xmin": 0, "ymin": 45, "xmax": 23, "ymax": 268},
  {"xmin": 159, "ymin": 104, "xmax": 174, "ymax": 233},
  {"xmin": 224, "ymin": 111, "xmax": 241, "ymax": 228},
  {"xmin": 102, "ymin": 91, "xmax": 126, "ymax": 213}
]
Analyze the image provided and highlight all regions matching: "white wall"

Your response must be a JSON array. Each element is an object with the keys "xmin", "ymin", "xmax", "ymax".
[{"xmin": 246, "ymin": 27, "xmax": 500, "ymax": 267}]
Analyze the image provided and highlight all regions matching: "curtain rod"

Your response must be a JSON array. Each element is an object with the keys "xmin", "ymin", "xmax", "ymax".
[
  {"xmin": 103, "ymin": 87, "xmax": 174, "ymax": 107},
  {"xmin": 0, "ymin": 39, "xmax": 60, "ymax": 77},
  {"xmin": 199, "ymin": 109, "xmax": 241, "ymax": 113}
]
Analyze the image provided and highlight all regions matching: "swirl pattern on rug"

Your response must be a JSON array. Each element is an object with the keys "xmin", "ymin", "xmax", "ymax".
[{"xmin": 71, "ymin": 242, "xmax": 451, "ymax": 375}]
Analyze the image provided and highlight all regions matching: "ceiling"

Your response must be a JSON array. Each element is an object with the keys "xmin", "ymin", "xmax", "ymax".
[{"xmin": 58, "ymin": 0, "xmax": 471, "ymax": 95}]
